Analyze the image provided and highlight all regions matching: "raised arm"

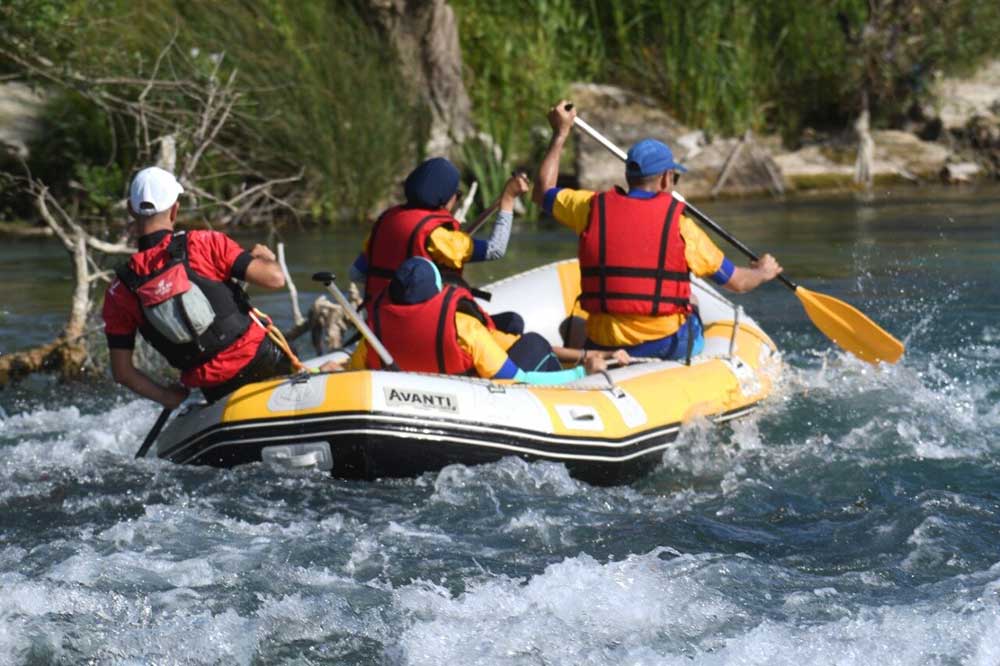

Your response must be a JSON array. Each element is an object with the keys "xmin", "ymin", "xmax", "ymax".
[
  {"xmin": 476, "ymin": 172, "xmax": 531, "ymax": 261},
  {"xmin": 533, "ymin": 100, "xmax": 577, "ymax": 208}
]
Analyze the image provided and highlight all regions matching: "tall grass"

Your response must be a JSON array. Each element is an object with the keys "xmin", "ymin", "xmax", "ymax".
[
  {"xmin": 158, "ymin": 1, "xmax": 426, "ymax": 221},
  {"xmin": 455, "ymin": 0, "xmax": 1000, "ymax": 144}
]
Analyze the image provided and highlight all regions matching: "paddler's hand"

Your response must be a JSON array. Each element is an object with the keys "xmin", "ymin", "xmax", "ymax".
[
  {"xmin": 250, "ymin": 244, "xmax": 277, "ymax": 262},
  {"xmin": 583, "ymin": 352, "xmax": 607, "ymax": 375},
  {"xmin": 500, "ymin": 172, "xmax": 531, "ymax": 211},
  {"xmin": 318, "ymin": 360, "xmax": 343, "ymax": 373},
  {"xmin": 548, "ymin": 99, "xmax": 576, "ymax": 138},
  {"xmin": 160, "ymin": 383, "xmax": 189, "ymax": 409},
  {"xmin": 605, "ymin": 349, "xmax": 631, "ymax": 366},
  {"xmin": 751, "ymin": 254, "xmax": 783, "ymax": 282}
]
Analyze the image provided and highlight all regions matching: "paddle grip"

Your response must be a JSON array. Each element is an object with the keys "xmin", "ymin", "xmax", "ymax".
[{"xmin": 319, "ymin": 274, "xmax": 399, "ymax": 371}]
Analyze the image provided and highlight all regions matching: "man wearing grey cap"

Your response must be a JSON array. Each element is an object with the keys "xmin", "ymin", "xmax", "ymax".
[{"xmin": 102, "ymin": 167, "xmax": 290, "ymax": 407}]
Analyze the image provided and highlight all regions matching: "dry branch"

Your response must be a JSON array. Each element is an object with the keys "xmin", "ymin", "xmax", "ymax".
[{"xmin": 0, "ymin": 182, "xmax": 132, "ymax": 386}]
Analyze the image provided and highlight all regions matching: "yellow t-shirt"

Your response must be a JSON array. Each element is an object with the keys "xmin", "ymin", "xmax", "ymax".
[
  {"xmin": 347, "ymin": 312, "xmax": 518, "ymax": 378},
  {"xmin": 551, "ymin": 188, "xmax": 727, "ymax": 346},
  {"xmin": 362, "ymin": 225, "xmax": 474, "ymax": 272}
]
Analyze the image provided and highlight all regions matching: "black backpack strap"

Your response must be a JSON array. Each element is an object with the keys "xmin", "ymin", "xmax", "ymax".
[
  {"xmin": 114, "ymin": 262, "xmax": 143, "ymax": 292},
  {"xmin": 440, "ymin": 267, "xmax": 492, "ymax": 302},
  {"xmin": 435, "ymin": 286, "xmax": 460, "ymax": 373},
  {"xmin": 166, "ymin": 230, "xmax": 188, "ymax": 263},
  {"xmin": 455, "ymin": 297, "xmax": 489, "ymax": 326}
]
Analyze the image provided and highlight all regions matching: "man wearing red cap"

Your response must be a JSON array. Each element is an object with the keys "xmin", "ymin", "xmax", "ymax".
[
  {"xmin": 349, "ymin": 157, "xmax": 529, "ymax": 334},
  {"xmin": 102, "ymin": 167, "xmax": 290, "ymax": 407},
  {"xmin": 534, "ymin": 101, "xmax": 783, "ymax": 361}
]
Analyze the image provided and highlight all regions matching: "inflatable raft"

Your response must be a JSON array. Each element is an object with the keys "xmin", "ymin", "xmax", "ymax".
[{"xmin": 150, "ymin": 259, "xmax": 780, "ymax": 485}]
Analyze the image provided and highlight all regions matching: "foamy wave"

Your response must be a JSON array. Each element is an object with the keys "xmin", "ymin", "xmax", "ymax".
[
  {"xmin": 430, "ymin": 457, "xmax": 585, "ymax": 506},
  {"xmin": 0, "ymin": 399, "xmax": 161, "ymax": 466},
  {"xmin": 394, "ymin": 549, "xmax": 1000, "ymax": 665}
]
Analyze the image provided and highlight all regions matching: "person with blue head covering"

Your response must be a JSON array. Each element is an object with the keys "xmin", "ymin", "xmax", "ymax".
[
  {"xmin": 349, "ymin": 258, "xmax": 626, "ymax": 383},
  {"xmin": 533, "ymin": 101, "xmax": 783, "ymax": 363},
  {"xmin": 348, "ymin": 157, "xmax": 530, "ymax": 338}
]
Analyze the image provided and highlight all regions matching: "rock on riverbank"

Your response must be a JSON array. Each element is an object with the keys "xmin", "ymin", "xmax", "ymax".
[{"xmin": 569, "ymin": 60, "xmax": 1000, "ymax": 199}]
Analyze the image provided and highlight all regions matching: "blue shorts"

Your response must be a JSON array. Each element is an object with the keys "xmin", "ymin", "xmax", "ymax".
[{"xmin": 585, "ymin": 314, "xmax": 704, "ymax": 361}]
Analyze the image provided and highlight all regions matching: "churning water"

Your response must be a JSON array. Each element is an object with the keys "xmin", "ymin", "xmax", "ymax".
[{"xmin": 1, "ymin": 188, "xmax": 998, "ymax": 664}]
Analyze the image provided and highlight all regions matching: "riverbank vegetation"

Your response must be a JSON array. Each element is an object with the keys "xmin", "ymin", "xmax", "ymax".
[{"xmin": 3, "ymin": 0, "xmax": 1000, "ymax": 228}]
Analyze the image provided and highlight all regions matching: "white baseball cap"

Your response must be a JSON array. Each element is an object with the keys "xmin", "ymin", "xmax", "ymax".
[{"xmin": 129, "ymin": 166, "xmax": 184, "ymax": 216}]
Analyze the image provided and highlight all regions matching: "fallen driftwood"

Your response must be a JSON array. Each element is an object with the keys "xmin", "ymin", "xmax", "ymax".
[
  {"xmin": 0, "ymin": 182, "xmax": 133, "ymax": 387},
  {"xmin": 284, "ymin": 285, "xmax": 363, "ymax": 356}
]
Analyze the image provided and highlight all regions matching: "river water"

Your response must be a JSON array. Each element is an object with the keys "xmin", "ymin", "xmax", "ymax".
[{"xmin": 1, "ymin": 187, "xmax": 998, "ymax": 664}]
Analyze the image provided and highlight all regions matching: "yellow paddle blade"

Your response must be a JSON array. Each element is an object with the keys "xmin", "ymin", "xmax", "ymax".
[{"xmin": 794, "ymin": 286, "xmax": 905, "ymax": 365}]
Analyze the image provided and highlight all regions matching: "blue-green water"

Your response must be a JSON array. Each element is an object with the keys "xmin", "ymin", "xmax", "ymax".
[{"xmin": 1, "ymin": 188, "xmax": 999, "ymax": 664}]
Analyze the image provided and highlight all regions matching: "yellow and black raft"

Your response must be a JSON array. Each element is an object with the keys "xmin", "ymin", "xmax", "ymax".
[{"xmin": 149, "ymin": 259, "xmax": 780, "ymax": 485}]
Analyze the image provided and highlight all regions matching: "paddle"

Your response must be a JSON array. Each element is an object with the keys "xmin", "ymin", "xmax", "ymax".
[
  {"xmin": 312, "ymin": 272, "xmax": 400, "ymax": 371},
  {"xmin": 135, "ymin": 406, "xmax": 172, "ymax": 459},
  {"xmin": 568, "ymin": 108, "xmax": 905, "ymax": 365}
]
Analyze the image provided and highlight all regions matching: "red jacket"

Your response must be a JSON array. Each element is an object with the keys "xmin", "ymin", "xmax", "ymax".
[
  {"xmin": 578, "ymin": 189, "xmax": 692, "ymax": 316},
  {"xmin": 366, "ymin": 285, "xmax": 494, "ymax": 375},
  {"xmin": 365, "ymin": 205, "xmax": 461, "ymax": 301}
]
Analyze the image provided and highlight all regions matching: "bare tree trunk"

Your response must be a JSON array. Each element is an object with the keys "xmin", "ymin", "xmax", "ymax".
[
  {"xmin": 364, "ymin": 0, "xmax": 473, "ymax": 155},
  {"xmin": 854, "ymin": 91, "xmax": 875, "ymax": 189}
]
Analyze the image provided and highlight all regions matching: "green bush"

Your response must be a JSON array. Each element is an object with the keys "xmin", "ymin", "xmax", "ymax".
[{"xmin": 8, "ymin": 0, "xmax": 426, "ymax": 224}]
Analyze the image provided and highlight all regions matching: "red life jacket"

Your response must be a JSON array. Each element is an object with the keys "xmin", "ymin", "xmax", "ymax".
[
  {"xmin": 365, "ymin": 205, "xmax": 462, "ymax": 301},
  {"xmin": 366, "ymin": 285, "xmax": 494, "ymax": 375},
  {"xmin": 578, "ymin": 189, "xmax": 692, "ymax": 316},
  {"xmin": 114, "ymin": 231, "xmax": 253, "ymax": 370}
]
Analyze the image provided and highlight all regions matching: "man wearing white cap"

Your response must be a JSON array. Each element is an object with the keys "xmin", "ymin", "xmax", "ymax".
[{"xmin": 102, "ymin": 166, "xmax": 288, "ymax": 407}]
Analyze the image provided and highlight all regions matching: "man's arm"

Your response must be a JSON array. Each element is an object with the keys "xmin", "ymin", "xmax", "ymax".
[
  {"xmin": 722, "ymin": 254, "xmax": 783, "ymax": 293},
  {"xmin": 533, "ymin": 100, "xmax": 577, "ymax": 208},
  {"xmin": 242, "ymin": 244, "xmax": 286, "ymax": 289},
  {"xmin": 678, "ymin": 218, "xmax": 782, "ymax": 294},
  {"xmin": 552, "ymin": 347, "xmax": 631, "ymax": 365},
  {"xmin": 109, "ymin": 349, "xmax": 189, "ymax": 408},
  {"xmin": 471, "ymin": 172, "xmax": 531, "ymax": 262}
]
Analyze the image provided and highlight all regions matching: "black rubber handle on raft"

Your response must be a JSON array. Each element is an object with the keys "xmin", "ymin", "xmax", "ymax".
[{"xmin": 135, "ymin": 407, "xmax": 172, "ymax": 459}]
